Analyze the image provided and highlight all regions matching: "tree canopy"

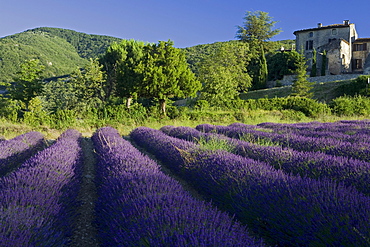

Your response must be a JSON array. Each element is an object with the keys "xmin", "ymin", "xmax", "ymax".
[
  {"xmin": 5, "ymin": 59, "xmax": 45, "ymax": 109},
  {"xmin": 267, "ymin": 50, "xmax": 300, "ymax": 81},
  {"xmin": 236, "ymin": 11, "xmax": 282, "ymax": 90},
  {"xmin": 236, "ymin": 11, "xmax": 282, "ymax": 44},
  {"xmin": 136, "ymin": 40, "xmax": 201, "ymax": 115},
  {"xmin": 116, "ymin": 40, "xmax": 146, "ymax": 107},
  {"xmin": 198, "ymin": 42, "xmax": 251, "ymax": 105}
]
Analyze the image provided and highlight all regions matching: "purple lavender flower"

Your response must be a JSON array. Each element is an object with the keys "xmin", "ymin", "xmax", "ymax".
[
  {"xmin": 165, "ymin": 126, "xmax": 370, "ymax": 196},
  {"xmin": 0, "ymin": 129, "xmax": 83, "ymax": 246},
  {"xmin": 94, "ymin": 127, "xmax": 265, "ymax": 246},
  {"xmin": 197, "ymin": 123, "xmax": 370, "ymax": 162},
  {"xmin": 0, "ymin": 131, "xmax": 45, "ymax": 176},
  {"xmin": 131, "ymin": 126, "xmax": 370, "ymax": 246}
]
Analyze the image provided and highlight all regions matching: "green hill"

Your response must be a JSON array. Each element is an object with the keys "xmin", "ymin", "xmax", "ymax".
[
  {"xmin": 31, "ymin": 27, "xmax": 122, "ymax": 59},
  {"xmin": 0, "ymin": 30, "xmax": 87, "ymax": 82},
  {"xmin": 0, "ymin": 27, "xmax": 122, "ymax": 83}
]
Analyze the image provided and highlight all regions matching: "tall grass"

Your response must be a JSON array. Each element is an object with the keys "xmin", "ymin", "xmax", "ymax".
[{"xmin": 0, "ymin": 108, "xmax": 368, "ymax": 139}]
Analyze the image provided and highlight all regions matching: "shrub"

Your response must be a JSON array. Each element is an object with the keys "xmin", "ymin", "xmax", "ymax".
[
  {"xmin": 194, "ymin": 99, "xmax": 210, "ymax": 110},
  {"xmin": 50, "ymin": 109, "xmax": 77, "ymax": 129},
  {"xmin": 280, "ymin": 109, "xmax": 306, "ymax": 121},
  {"xmin": 330, "ymin": 95, "xmax": 370, "ymax": 116},
  {"xmin": 243, "ymin": 97, "xmax": 330, "ymax": 117},
  {"xmin": 336, "ymin": 75, "xmax": 370, "ymax": 96},
  {"xmin": 283, "ymin": 96, "xmax": 331, "ymax": 117}
]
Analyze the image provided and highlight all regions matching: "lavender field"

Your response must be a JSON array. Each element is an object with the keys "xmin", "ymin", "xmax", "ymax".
[{"xmin": 1, "ymin": 120, "xmax": 370, "ymax": 246}]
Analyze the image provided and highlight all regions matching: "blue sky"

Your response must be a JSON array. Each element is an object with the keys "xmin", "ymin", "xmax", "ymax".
[{"xmin": 1, "ymin": 0, "xmax": 370, "ymax": 48}]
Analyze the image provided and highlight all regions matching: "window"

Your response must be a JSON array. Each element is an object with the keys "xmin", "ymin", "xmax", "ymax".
[
  {"xmin": 328, "ymin": 38, "xmax": 337, "ymax": 43},
  {"xmin": 305, "ymin": 40, "xmax": 313, "ymax": 50},
  {"xmin": 309, "ymin": 32, "xmax": 314, "ymax": 38},
  {"xmin": 332, "ymin": 29, "xmax": 337, "ymax": 35},
  {"xmin": 354, "ymin": 43, "xmax": 367, "ymax": 51}
]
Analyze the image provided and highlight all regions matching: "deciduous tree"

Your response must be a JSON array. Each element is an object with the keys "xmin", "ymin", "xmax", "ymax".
[
  {"xmin": 267, "ymin": 50, "xmax": 300, "ymax": 81},
  {"xmin": 115, "ymin": 40, "xmax": 145, "ymax": 108},
  {"xmin": 100, "ymin": 40, "xmax": 145, "ymax": 107},
  {"xmin": 70, "ymin": 58, "xmax": 106, "ymax": 106},
  {"xmin": 198, "ymin": 42, "xmax": 252, "ymax": 105},
  {"xmin": 5, "ymin": 59, "xmax": 45, "ymax": 109},
  {"xmin": 99, "ymin": 42, "xmax": 127, "ymax": 101}
]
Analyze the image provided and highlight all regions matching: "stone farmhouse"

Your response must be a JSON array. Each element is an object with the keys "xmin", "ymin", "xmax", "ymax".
[{"xmin": 294, "ymin": 20, "xmax": 370, "ymax": 75}]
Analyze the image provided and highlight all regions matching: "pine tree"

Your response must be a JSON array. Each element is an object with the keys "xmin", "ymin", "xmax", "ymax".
[
  {"xmin": 291, "ymin": 53, "xmax": 314, "ymax": 98},
  {"xmin": 136, "ymin": 40, "xmax": 201, "ymax": 116},
  {"xmin": 236, "ymin": 11, "xmax": 281, "ymax": 44},
  {"xmin": 236, "ymin": 11, "xmax": 280, "ymax": 90}
]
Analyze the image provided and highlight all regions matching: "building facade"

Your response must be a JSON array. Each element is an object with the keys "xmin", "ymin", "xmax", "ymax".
[{"xmin": 294, "ymin": 21, "xmax": 370, "ymax": 75}]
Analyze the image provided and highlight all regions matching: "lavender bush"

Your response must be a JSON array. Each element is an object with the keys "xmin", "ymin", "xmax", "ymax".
[
  {"xmin": 131, "ymin": 127, "xmax": 370, "ymax": 246},
  {"xmin": 258, "ymin": 120, "xmax": 370, "ymax": 143},
  {"xmin": 196, "ymin": 123, "xmax": 370, "ymax": 162},
  {"xmin": 162, "ymin": 126, "xmax": 370, "ymax": 196},
  {"xmin": 0, "ymin": 131, "xmax": 45, "ymax": 176},
  {"xmin": 0, "ymin": 129, "xmax": 83, "ymax": 246},
  {"xmin": 93, "ymin": 127, "xmax": 264, "ymax": 246}
]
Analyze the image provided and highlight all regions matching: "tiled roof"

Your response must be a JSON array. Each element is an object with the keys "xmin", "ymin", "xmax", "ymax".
[
  {"xmin": 294, "ymin": 23, "xmax": 353, "ymax": 35},
  {"xmin": 354, "ymin": 38, "xmax": 370, "ymax": 43}
]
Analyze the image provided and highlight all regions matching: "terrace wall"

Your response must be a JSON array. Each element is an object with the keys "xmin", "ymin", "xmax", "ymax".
[{"xmin": 269, "ymin": 73, "xmax": 361, "ymax": 87}]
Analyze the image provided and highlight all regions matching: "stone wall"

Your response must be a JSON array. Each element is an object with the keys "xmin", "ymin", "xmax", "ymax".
[{"xmin": 268, "ymin": 73, "xmax": 361, "ymax": 87}]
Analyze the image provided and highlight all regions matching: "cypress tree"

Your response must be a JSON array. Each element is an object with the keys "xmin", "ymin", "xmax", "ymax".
[
  {"xmin": 259, "ymin": 44, "xmax": 268, "ymax": 87},
  {"xmin": 321, "ymin": 50, "xmax": 327, "ymax": 76},
  {"xmin": 310, "ymin": 49, "xmax": 317, "ymax": 77}
]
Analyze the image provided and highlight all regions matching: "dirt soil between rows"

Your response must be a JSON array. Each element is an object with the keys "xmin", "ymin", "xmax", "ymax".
[{"xmin": 70, "ymin": 137, "xmax": 100, "ymax": 246}]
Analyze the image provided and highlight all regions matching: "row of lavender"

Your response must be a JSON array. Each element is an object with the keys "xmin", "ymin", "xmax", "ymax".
[
  {"xmin": 257, "ymin": 120, "xmax": 370, "ymax": 143},
  {"xmin": 0, "ymin": 129, "xmax": 83, "ymax": 246},
  {"xmin": 197, "ymin": 121, "xmax": 370, "ymax": 162},
  {"xmin": 0, "ymin": 132, "xmax": 45, "ymax": 176},
  {"xmin": 161, "ymin": 125, "xmax": 370, "ymax": 196},
  {"xmin": 92, "ymin": 127, "xmax": 264, "ymax": 246},
  {"xmin": 130, "ymin": 127, "xmax": 370, "ymax": 246}
]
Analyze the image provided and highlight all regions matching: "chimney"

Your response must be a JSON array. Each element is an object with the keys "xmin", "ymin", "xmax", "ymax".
[
  {"xmin": 344, "ymin": 20, "xmax": 350, "ymax": 25},
  {"xmin": 318, "ymin": 23, "xmax": 323, "ymax": 28}
]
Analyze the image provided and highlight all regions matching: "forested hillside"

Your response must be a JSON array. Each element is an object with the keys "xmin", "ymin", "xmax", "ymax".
[
  {"xmin": 0, "ymin": 30, "xmax": 88, "ymax": 82},
  {"xmin": 0, "ymin": 27, "xmax": 122, "ymax": 83},
  {"xmin": 31, "ymin": 27, "xmax": 122, "ymax": 59}
]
